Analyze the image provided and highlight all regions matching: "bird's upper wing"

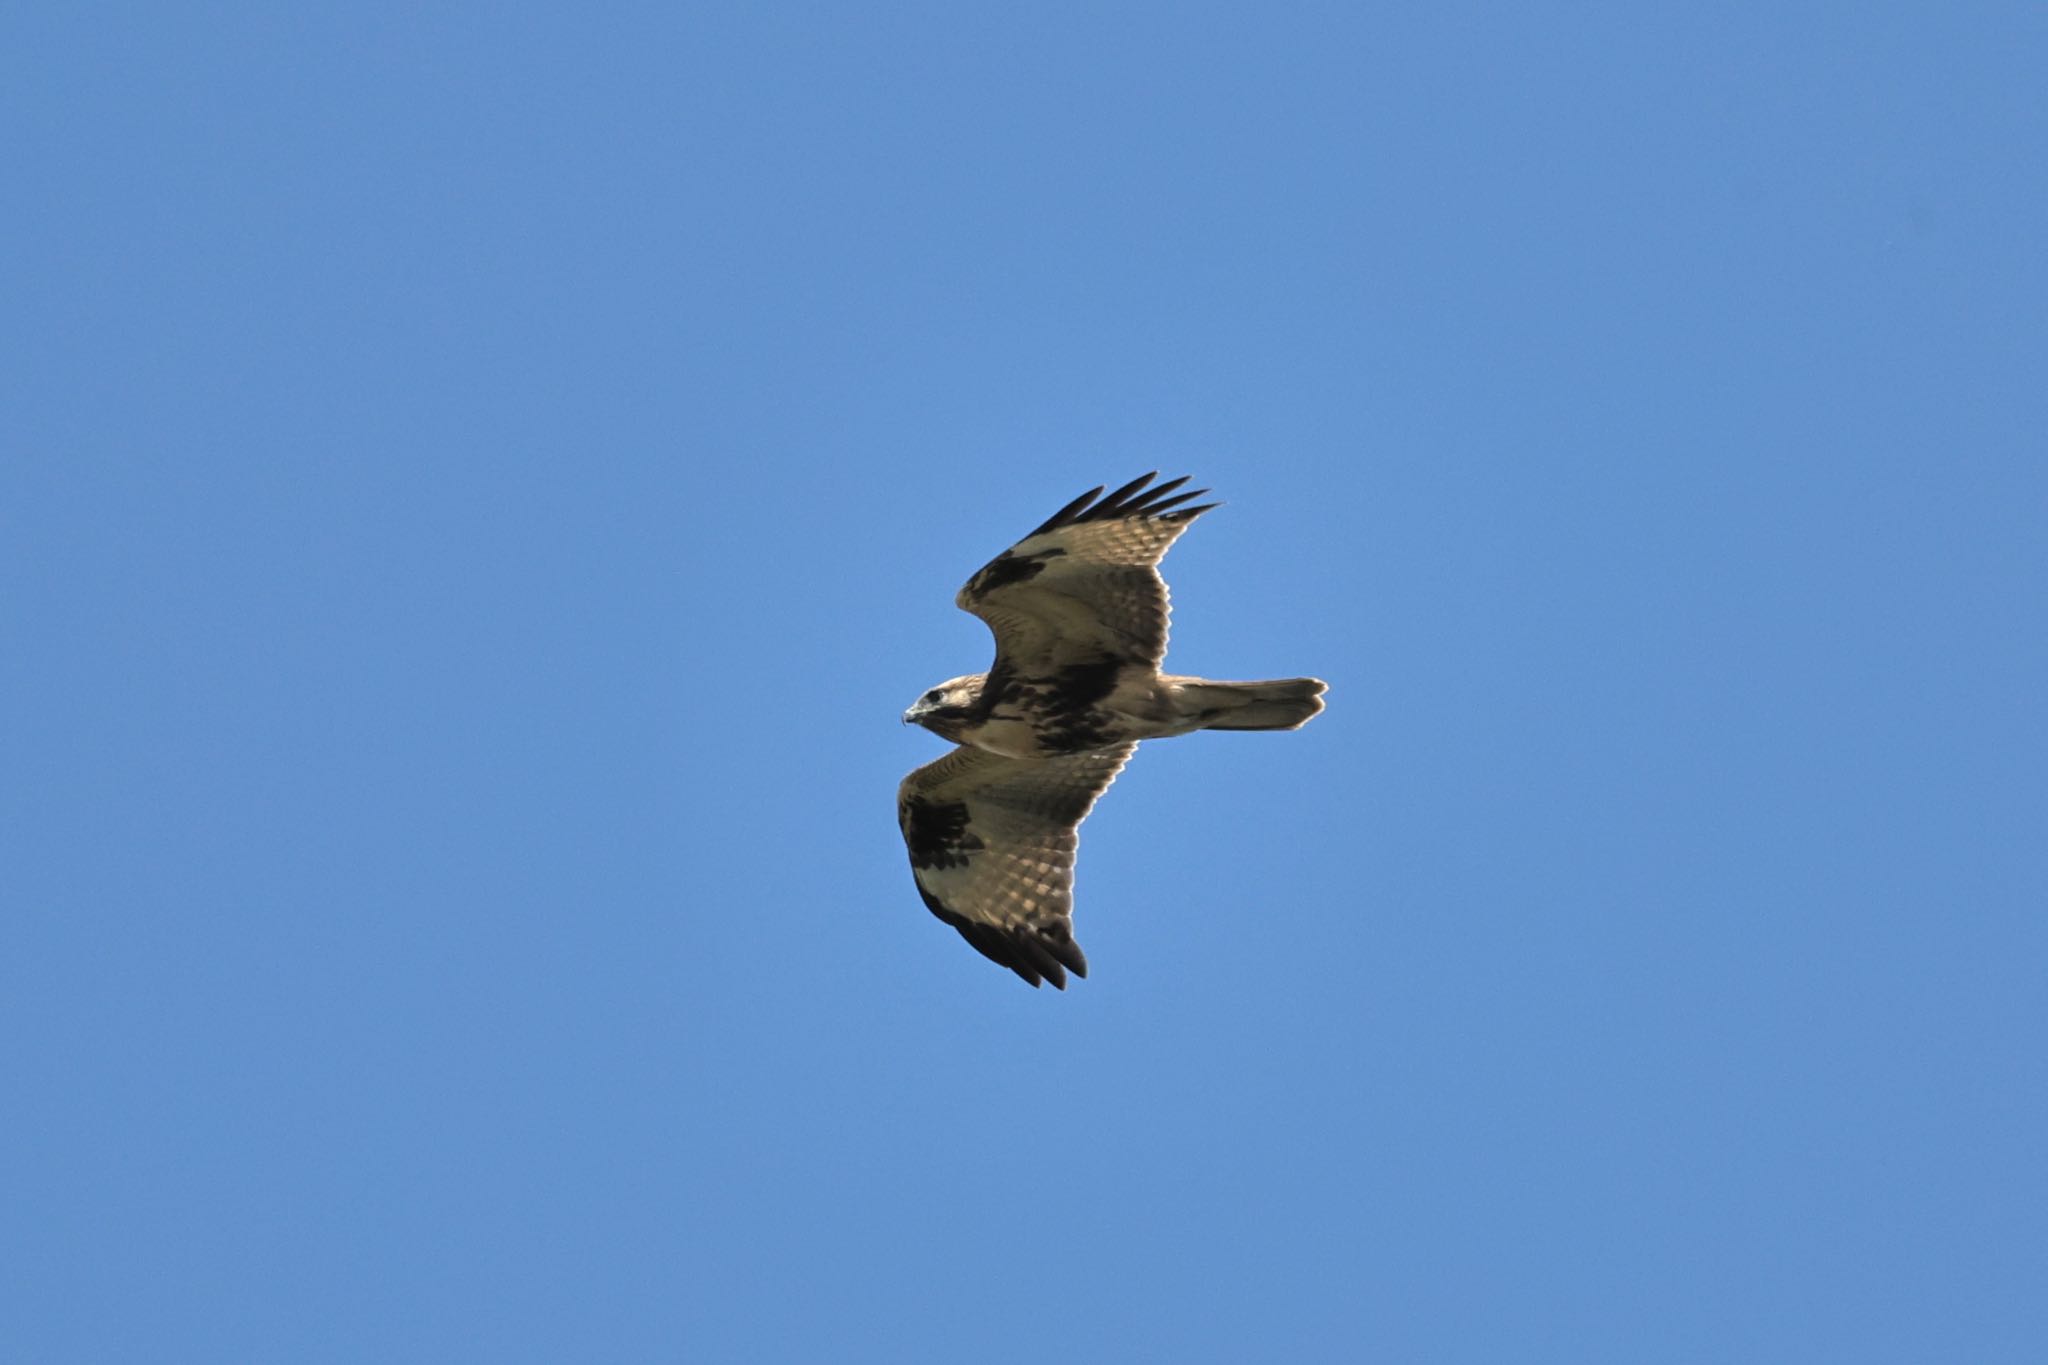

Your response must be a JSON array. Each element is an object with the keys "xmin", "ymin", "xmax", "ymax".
[
  {"xmin": 897, "ymin": 741, "xmax": 1138, "ymax": 988},
  {"xmin": 956, "ymin": 473, "xmax": 1218, "ymax": 675}
]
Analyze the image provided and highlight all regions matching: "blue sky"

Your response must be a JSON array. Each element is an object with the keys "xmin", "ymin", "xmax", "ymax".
[{"xmin": 5, "ymin": 3, "xmax": 2044, "ymax": 1361}]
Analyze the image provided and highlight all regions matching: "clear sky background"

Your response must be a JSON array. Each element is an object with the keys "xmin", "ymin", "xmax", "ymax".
[{"xmin": 5, "ymin": 4, "xmax": 2044, "ymax": 1362}]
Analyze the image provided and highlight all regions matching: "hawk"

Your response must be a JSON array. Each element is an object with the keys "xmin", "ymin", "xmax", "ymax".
[{"xmin": 898, "ymin": 473, "xmax": 1326, "ymax": 988}]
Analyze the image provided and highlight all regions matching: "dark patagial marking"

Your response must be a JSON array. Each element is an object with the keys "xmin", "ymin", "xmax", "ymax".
[
  {"xmin": 899, "ymin": 796, "xmax": 981, "ymax": 870},
  {"xmin": 966, "ymin": 547, "xmax": 1066, "ymax": 599}
]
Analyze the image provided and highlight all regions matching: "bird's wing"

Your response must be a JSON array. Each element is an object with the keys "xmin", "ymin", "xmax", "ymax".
[
  {"xmin": 897, "ymin": 741, "xmax": 1138, "ymax": 988},
  {"xmin": 956, "ymin": 473, "xmax": 1218, "ymax": 676}
]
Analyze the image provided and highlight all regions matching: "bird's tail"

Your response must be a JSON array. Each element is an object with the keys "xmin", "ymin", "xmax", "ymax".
[{"xmin": 1170, "ymin": 676, "xmax": 1328, "ymax": 731}]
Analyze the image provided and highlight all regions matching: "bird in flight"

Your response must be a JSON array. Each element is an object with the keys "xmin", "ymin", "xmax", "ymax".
[{"xmin": 898, "ymin": 473, "xmax": 1326, "ymax": 988}]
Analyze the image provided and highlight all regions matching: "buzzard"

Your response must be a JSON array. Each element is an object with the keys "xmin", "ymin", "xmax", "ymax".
[{"xmin": 898, "ymin": 473, "xmax": 1326, "ymax": 988}]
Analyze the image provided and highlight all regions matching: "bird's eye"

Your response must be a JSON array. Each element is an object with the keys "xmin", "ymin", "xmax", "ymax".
[{"xmin": 924, "ymin": 689, "xmax": 943, "ymax": 703}]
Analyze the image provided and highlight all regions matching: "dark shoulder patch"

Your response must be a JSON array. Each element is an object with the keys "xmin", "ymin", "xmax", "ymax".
[
  {"xmin": 965, "ymin": 547, "xmax": 1066, "ymax": 599},
  {"xmin": 899, "ymin": 796, "xmax": 981, "ymax": 870}
]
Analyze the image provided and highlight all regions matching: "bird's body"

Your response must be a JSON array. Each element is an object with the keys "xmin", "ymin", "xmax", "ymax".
[
  {"xmin": 908, "ymin": 669, "xmax": 1327, "ymax": 758},
  {"xmin": 898, "ymin": 473, "xmax": 1325, "ymax": 988}
]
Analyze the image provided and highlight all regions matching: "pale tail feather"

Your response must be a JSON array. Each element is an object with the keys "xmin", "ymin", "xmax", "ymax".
[{"xmin": 1172, "ymin": 677, "xmax": 1328, "ymax": 731}]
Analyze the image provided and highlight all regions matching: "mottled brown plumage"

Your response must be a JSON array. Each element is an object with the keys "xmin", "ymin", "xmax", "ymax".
[{"xmin": 899, "ymin": 474, "xmax": 1325, "ymax": 987}]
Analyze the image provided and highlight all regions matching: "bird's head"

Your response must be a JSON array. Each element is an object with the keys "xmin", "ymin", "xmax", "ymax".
[{"xmin": 903, "ymin": 674, "xmax": 986, "ymax": 741}]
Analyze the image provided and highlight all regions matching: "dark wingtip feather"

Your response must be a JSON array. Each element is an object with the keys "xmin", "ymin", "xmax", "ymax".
[
  {"xmin": 920, "ymin": 886, "xmax": 1086, "ymax": 990},
  {"xmin": 1031, "ymin": 474, "xmax": 1215, "ymax": 535},
  {"xmin": 1099, "ymin": 470, "xmax": 1157, "ymax": 502},
  {"xmin": 1030, "ymin": 484, "xmax": 1107, "ymax": 536},
  {"xmin": 1013, "ymin": 931, "xmax": 1072, "ymax": 989},
  {"xmin": 1147, "ymin": 487, "xmax": 1209, "ymax": 516}
]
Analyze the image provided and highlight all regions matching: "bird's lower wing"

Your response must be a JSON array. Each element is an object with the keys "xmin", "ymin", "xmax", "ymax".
[{"xmin": 897, "ymin": 742, "xmax": 1137, "ymax": 988}]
